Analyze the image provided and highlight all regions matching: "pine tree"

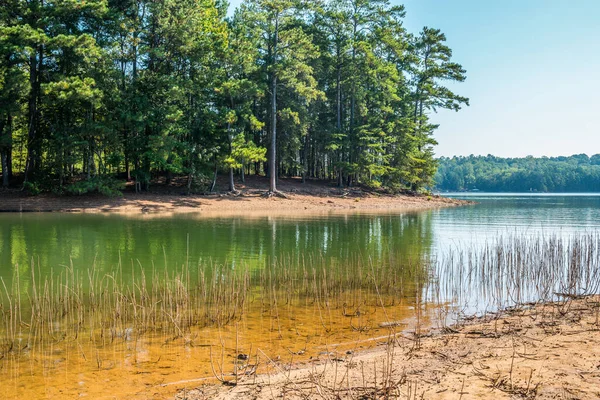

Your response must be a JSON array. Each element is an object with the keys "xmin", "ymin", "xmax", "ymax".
[
  {"xmin": 238, "ymin": 0, "xmax": 322, "ymax": 194},
  {"xmin": 0, "ymin": 0, "xmax": 468, "ymax": 194}
]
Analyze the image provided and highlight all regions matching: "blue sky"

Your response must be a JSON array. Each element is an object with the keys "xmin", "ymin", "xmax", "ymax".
[{"xmin": 227, "ymin": 0, "xmax": 600, "ymax": 158}]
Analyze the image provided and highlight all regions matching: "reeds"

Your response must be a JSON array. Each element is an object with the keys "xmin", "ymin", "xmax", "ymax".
[
  {"xmin": 0, "ymin": 251, "xmax": 427, "ymax": 363},
  {"xmin": 429, "ymin": 232, "xmax": 600, "ymax": 323},
  {"xmin": 2, "ymin": 232, "xmax": 600, "ymax": 398},
  {"xmin": 272, "ymin": 232, "xmax": 600, "ymax": 399},
  {"xmin": 2, "ymin": 232, "xmax": 599, "ymax": 356}
]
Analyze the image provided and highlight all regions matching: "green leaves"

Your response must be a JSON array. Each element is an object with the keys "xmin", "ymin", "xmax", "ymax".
[
  {"xmin": 0, "ymin": 0, "xmax": 467, "ymax": 194},
  {"xmin": 43, "ymin": 77, "xmax": 102, "ymax": 104},
  {"xmin": 224, "ymin": 133, "xmax": 267, "ymax": 169},
  {"xmin": 411, "ymin": 27, "xmax": 469, "ymax": 114},
  {"xmin": 436, "ymin": 155, "xmax": 600, "ymax": 193}
]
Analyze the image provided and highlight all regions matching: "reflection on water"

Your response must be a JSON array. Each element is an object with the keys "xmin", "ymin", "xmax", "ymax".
[
  {"xmin": 0, "ymin": 212, "xmax": 434, "ymax": 286},
  {"xmin": 434, "ymin": 193, "xmax": 600, "ymax": 242},
  {"xmin": 1, "ymin": 194, "xmax": 600, "ymax": 398},
  {"xmin": 3, "ymin": 194, "xmax": 599, "ymax": 285}
]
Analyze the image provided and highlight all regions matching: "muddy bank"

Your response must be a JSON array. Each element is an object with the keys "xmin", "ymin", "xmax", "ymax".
[{"xmin": 177, "ymin": 296, "xmax": 600, "ymax": 400}]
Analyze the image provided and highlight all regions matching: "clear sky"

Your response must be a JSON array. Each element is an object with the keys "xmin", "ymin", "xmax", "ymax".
[{"xmin": 227, "ymin": 0, "xmax": 600, "ymax": 158}]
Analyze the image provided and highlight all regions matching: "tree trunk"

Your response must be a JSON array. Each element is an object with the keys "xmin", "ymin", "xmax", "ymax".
[
  {"xmin": 24, "ymin": 49, "xmax": 40, "ymax": 183},
  {"xmin": 84, "ymin": 150, "xmax": 89, "ymax": 179},
  {"xmin": 0, "ymin": 114, "xmax": 7, "ymax": 187},
  {"xmin": 348, "ymin": 21, "xmax": 357, "ymax": 187},
  {"xmin": 6, "ymin": 143, "xmax": 12, "ymax": 180},
  {"xmin": 226, "ymin": 121, "xmax": 236, "ymax": 192},
  {"xmin": 5, "ymin": 108, "xmax": 13, "ymax": 182},
  {"xmin": 302, "ymin": 130, "xmax": 309, "ymax": 184},
  {"xmin": 269, "ymin": 16, "xmax": 279, "ymax": 193},
  {"xmin": 124, "ymin": 131, "xmax": 131, "ymax": 181},
  {"xmin": 269, "ymin": 76, "xmax": 278, "ymax": 192},
  {"xmin": 125, "ymin": 155, "xmax": 131, "ymax": 181},
  {"xmin": 240, "ymin": 159, "xmax": 245, "ymax": 183},
  {"xmin": 165, "ymin": 153, "xmax": 173, "ymax": 185},
  {"xmin": 87, "ymin": 148, "xmax": 94, "ymax": 180},
  {"xmin": 413, "ymin": 94, "xmax": 420, "ymax": 124},
  {"xmin": 336, "ymin": 47, "xmax": 344, "ymax": 187},
  {"xmin": 127, "ymin": 24, "xmax": 139, "ymax": 184},
  {"xmin": 186, "ymin": 172, "xmax": 193, "ymax": 195},
  {"xmin": 210, "ymin": 160, "xmax": 218, "ymax": 193},
  {"xmin": 1, "ymin": 150, "xmax": 7, "ymax": 188},
  {"xmin": 229, "ymin": 167, "xmax": 235, "ymax": 192},
  {"xmin": 186, "ymin": 150, "xmax": 195, "ymax": 195}
]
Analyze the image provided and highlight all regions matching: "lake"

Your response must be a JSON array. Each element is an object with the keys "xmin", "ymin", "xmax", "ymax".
[
  {"xmin": 0, "ymin": 193, "xmax": 599, "ymax": 398},
  {"xmin": 2, "ymin": 193, "xmax": 599, "ymax": 283},
  {"xmin": 434, "ymin": 193, "xmax": 600, "ymax": 241}
]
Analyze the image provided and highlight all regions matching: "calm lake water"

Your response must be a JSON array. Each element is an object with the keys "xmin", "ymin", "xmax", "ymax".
[
  {"xmin": 1, "ymin": 194, "xmax": 600, "ymax": 283},
  {"xmin": 1, "ymin": 194, "xmax": 600, "ymax": 398}
]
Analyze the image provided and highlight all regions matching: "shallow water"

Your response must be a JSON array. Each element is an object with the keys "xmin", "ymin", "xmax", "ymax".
[{"xmin": 0, "ymin": 193, "xmax": 599, "ymax": 398}]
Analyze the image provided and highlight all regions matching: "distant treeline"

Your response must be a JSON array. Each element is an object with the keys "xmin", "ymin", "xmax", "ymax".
[{"xmin": 435, "ymin": 154, "xmax": 600, "ymax": 192}]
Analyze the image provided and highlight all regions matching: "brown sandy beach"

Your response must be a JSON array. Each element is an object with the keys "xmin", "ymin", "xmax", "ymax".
[{"xmin": 0, "ymin": 176, "xmax": 467, "ymax": 214}]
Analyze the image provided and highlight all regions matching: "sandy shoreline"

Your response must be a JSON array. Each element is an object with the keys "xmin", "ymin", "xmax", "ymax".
[
  {"xmin": 0, "ymin": 179, "xmax": 468, "ymax": 215},
  {"xmin": 176, "ymin": 296, "xmax": 600, "ymax": 400}
]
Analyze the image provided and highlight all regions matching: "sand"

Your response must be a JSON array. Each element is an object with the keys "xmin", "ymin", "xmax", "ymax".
[
  {"xmin": 175, "ymin": 296, "xmax": 600, "ymax": 400},
  {"xmin": 0, "ymin": 176, "xmax": 467, "ymax": 215}
]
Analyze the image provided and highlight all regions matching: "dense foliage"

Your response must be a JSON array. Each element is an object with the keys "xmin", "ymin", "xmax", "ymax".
[
  {"xmin": 0, "ymin": 0, "xmax": 467, "ymax": 195},
  {"xmin": 435, "ymin": 154, "xmax": 600, "ymax": 192}
]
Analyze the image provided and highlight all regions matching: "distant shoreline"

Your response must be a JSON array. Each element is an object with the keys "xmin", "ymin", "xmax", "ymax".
[{"xmin": 437, "ymin": 191, "xmax": 600, "ymax": 195}]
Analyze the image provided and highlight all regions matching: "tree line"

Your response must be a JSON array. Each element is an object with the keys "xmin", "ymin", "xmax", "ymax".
[
  {"xmin": 436, "ymin": 154, "xmax": 600, "ymax": 193},
  {"xmin": 0, "ymin": 0, "xmax": 468, "ymax": 195}
]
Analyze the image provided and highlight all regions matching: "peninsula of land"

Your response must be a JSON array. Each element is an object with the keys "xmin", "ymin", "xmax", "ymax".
[{"xmin": 0, "ymin": 177, "xmax": 467, "ymax": 214}]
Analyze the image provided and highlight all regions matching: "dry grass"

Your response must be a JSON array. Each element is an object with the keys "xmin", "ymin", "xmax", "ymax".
[{"xmin": 0, "ymin": 252, "xmax": 427, "ymax": 365}]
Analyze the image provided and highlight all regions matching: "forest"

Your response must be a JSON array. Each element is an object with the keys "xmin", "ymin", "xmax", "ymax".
[
  {"xmin": 435, "ymin": 154, "xmax": 600, "ymax": 193},
  {"xmin": 0, "ymin": 0, "xmax": 468, "ymax": 195}
]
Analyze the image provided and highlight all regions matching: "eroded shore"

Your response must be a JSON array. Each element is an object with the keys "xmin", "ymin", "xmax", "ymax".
[{"xmin": 177, "ymin": 296, "xmax": 600, "ymax": 400}]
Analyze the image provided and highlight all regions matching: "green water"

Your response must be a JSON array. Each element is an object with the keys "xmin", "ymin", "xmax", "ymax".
[
  {"xmin": 1, "ymin": 193, "xmax": 599, "ymax": 286},
  {"xmin": 0, "ymin": 212, "xmax": 434, "ymax": 285}
]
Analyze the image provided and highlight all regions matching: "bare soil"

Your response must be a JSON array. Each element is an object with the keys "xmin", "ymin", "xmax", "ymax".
[
  {"xmin": 176, "ymin": 296, "xmax": 600, "ymax": 400},
  {"xmin": 0, "ymin": 176, "xmax": 467, "ymax": 214}
]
